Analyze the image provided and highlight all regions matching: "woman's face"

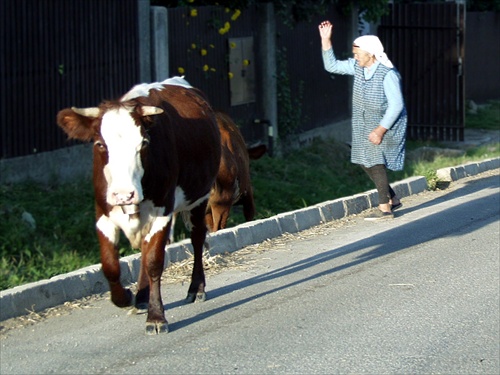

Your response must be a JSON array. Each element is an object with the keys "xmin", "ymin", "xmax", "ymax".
[{"xmin": 352, "ymin": 47, "xmax": 374, "ymax": 68}]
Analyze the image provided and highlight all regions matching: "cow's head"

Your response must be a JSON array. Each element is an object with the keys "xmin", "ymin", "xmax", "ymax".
[{"xmin": 57, "ymin": 104, "xmax": 163, "ymax": 207}]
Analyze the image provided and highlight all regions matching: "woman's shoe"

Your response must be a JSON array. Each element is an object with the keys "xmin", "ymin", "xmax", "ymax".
[
  {"xmin": 391, "ymin": 202, "xmax": 403, "ymax": 211},
  {"xmin": 364, "ymin": 210, "xmax": 394, "ymax": 221}
]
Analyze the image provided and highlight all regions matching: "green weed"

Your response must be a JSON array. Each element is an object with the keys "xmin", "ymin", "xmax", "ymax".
[{"xmin": 466, "ymin": 100, "xmax": 500, "ymax": 130}]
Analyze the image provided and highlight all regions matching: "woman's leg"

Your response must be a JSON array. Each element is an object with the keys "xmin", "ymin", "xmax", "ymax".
[
  {"xmin": 389, "ymin": 186, "xmax": 401, "ymax": 207},
  {"xmin": 361, "ymin": 164, "xmax": 394, "ymax": 212}
]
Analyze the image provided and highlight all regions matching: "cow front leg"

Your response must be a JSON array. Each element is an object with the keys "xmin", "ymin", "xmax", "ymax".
[
  {"xmin": 143, "ymin": 221, "xmax": 170, "ymax": 335},
  {"xmin": 186, "ymin": 203, "xmax": 208, "ymax": 303},
  {"xmin": 97, "ymin": 228, "xmax": 133, "ymax": 308}
]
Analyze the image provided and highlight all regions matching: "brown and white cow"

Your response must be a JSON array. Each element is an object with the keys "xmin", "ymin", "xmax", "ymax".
[
  {"xmin": 206, "ymin": 111, "xmax": 267, "ymax": 232},
  {"xmin": 56, "ymin": 77, "xmax": 221, "ymax": 334}
]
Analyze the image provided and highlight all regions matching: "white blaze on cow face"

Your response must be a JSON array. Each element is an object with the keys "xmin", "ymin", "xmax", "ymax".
[{"xmin": 101, "ymin": 108, "xmax": 145, "ymax": 206}]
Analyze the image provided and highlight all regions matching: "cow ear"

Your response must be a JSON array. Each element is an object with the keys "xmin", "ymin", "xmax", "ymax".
[
  {"xmin": 140, "ymin": 106, "xmax": 163, "ymax": 116},
  {"xmin": 56, "ymin": 108, "xmax": 95, "ymax": 142}
]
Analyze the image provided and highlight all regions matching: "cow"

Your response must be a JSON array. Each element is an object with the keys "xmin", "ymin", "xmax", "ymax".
[
  {"xmin": 56, "ymin": 76, "xmax": 221, "ymax": 335},
  {"xmin": 205, "ymin": 111, "xmax": 267, "ymax": 232}
]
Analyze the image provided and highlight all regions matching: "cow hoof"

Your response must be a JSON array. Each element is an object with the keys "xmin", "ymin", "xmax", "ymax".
[
  {"xmin": 186, "ymin": 292, "xmax": 206, "ymax": 303},
  {"xmin": 145, "ymin": 322, "xmax": 169, "ymax": 335}
]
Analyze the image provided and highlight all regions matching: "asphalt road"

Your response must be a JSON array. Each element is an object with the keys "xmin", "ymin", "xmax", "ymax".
[{"xmin": 1, "ymin": 170, "xmax": 499, "ymax": 375}]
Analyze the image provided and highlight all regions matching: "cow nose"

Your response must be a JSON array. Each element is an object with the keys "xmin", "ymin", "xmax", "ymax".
[{"xmin": 113, "ymin": 191, "xmax": 135, "ymax": 205}]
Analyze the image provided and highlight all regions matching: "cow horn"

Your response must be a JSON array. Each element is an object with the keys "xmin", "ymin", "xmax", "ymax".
[
  {"xmin": 141, "ymin": 106, "xmax": 164, "ymax": 116},
  {"xmin": 71, "ymin": 107, "xmax": 100, "ymax": 118}
]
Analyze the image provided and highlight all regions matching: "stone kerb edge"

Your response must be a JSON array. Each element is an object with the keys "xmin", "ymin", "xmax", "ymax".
[{"xmin": 437, "ymin": 156, "xmax": 499, "ymax": 182}]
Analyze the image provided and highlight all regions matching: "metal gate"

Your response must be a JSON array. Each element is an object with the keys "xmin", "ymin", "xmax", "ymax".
[{"xmin": 378, "ymin": 1, "xmax": 466, "ymax": 141}]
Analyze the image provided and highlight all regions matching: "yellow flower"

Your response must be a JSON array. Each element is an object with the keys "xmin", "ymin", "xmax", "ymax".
[
  {"xmin": 243, "ymin": 59, "xmax": 250, "ymax": 66},
  {"xmin": 191, "ymin": 43, "xmax": 197, "ymax": 49},
  {"xmin": 230, "ymin": 42, "xmax": 237, "ymax": 49},
  {"xmin": 190, "ymin": 9, "xmax": 198, "ymax": 17},
  {"xmin": 225, "ymin": 8, "xmax": 230, "ymax": 13},
  {"xmin": 218, "ymin": 21, "xmax": 231, "ymax": 35},
  {"xmin": 187, "ymin": 0, "xmax": 194, "ymax": 2},
  {"xmin": 228, "ymin": 72, "xmax": 234, "ymax": 79},
  {"xmin": 231, "ymin": 9, "xmax": 241, "ymax": 21},
  {"xmin": 178, "ymin": 67, "xmax": 185, "ymax": 74},
  {"xmin": 202, "ymin": 65, "xmax": 209, "ymax": 72},
  {"xmin": 200, "ymin": 48, "xmax": 207, "ymax": 56},
  {"xmin": 209, "ymin": 44, "xmax": 215, "ymax": 49}
]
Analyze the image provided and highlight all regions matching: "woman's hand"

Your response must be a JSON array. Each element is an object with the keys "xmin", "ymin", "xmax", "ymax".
[
  {"xmin": 318, "ymin": 21, "xmax": 333, "ymax": 39},
  {"xmin": 318, "ymin": 21, "xmax": 333, "ymax": 50},
  {"xmin": 369, "ymin": 126, "xmax": 387, "ymax": 145}
]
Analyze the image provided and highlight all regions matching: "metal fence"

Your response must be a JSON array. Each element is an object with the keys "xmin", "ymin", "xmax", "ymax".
[
  {"xmin": 0, "ymin": 0, "xmax": 140, "ymax": 159},
  {"xmin": 379, "ymin": 2, "xmax": 466, "ymax": 141}
]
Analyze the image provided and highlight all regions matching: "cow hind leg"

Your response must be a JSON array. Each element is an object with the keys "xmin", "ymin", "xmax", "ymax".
[
  {"xmin": 207, "ymin": 203, "xmax": 230, "ymax": 231},
  {"xmin": 241, "ymin": 193, "xmax": 256, "ymax": 222},
  {"xmin": 215, "ymin": 206, "xmax": 231, "ymax": 231},
  {"xmin": 207, "ymin": 200, "xmax": 231, "ymax": 232},
  {"xmin": 186, "ymin": 203, "xmax": 208, "ymax": 303},
  {"xmin": 205, "ymin": 205, "xmax": 215, "ymax": 232},
  {"xmin": 129, "ymin": 257, "xmax": 150, "ymax": 315}
]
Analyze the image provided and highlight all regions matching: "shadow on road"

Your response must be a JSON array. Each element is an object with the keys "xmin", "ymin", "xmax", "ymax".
[{"xmin": 166, "ymin": 174, "xmax": 499, "ymax": 332}]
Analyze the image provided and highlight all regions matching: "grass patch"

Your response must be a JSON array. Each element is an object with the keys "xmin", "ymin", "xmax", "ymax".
[
  {"xmin": 0, "ymin": 180, "xmax": 136, "ymax": 290},
  {"xmin": 466, "ymin": 100, "xmax": 500, "ymax": 130},
  {"xmin": 1, "ymin": 105, "xmax": 499, "ymax": 291}
]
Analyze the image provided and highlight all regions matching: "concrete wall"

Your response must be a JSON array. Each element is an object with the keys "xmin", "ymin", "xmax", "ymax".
[{"xmin": 0, "ymin": 144, "xmax": 93, "ymax": 185}]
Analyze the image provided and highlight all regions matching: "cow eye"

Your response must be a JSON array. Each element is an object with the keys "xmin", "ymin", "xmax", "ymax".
[{"xmin": 94, "ymin": 140, "xmax": 106, "ymax": 151}]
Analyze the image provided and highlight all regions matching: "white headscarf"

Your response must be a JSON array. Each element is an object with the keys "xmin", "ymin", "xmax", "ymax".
[{"xmin": 353, "ymin": 35, "xmax": 393, "ymax": 68}]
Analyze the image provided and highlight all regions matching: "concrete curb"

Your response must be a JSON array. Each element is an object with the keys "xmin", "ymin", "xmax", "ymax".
[
  {"xmin": 1, "ymin": 157, "xmax": 498, "ymax": 322},
  {"xmin": 436, "ymin": 157, "xmax": 500, "ymax": 181}
]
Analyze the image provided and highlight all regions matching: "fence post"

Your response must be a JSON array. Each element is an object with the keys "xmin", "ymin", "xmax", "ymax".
[
  {"xmin": 137, "ymin": 0, "xmax": 151, "ymax": 83},
  {"xmin": 150, "ymin": 7, "xmax": 169, "ymax": 82},
  {"xmin": 256, "ymin": 3, "xmax": 278, "ymax": 155}
]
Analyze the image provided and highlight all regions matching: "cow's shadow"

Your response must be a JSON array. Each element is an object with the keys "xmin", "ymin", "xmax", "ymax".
[{"xmin": 164, "ymin": 174, "xmax": 499, "ymax": 332}]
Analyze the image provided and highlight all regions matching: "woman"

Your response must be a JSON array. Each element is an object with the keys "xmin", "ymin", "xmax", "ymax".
[{"xmin": 318, "ymin": 20, "xmax": 407, "ymax": 221}]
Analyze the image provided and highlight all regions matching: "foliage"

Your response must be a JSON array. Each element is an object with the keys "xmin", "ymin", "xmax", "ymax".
[
  {"xmin": 152, "ymin": 0, "xmax": 500, "ymax": 25},
  {"xmin": 337, "ymin": 0, "xmax": 390, "ymax": 23},
  {"xmin": 151, "ymin": 0, "xmax": 391, "ymax": 25},
  {"xmin": 276, "ymin": 47, "xmax": 304, "ymax": 138},
  {"xmin": 466, "ymin": 0, "xmax": 500, "ymax": 11},
  {"xmin": 465, "ymin": 100, "xmax": 500, "ymax": 131},
  {"xmin": 389, "ymin": 0, "xmax": 500, "ymax": 12}
]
